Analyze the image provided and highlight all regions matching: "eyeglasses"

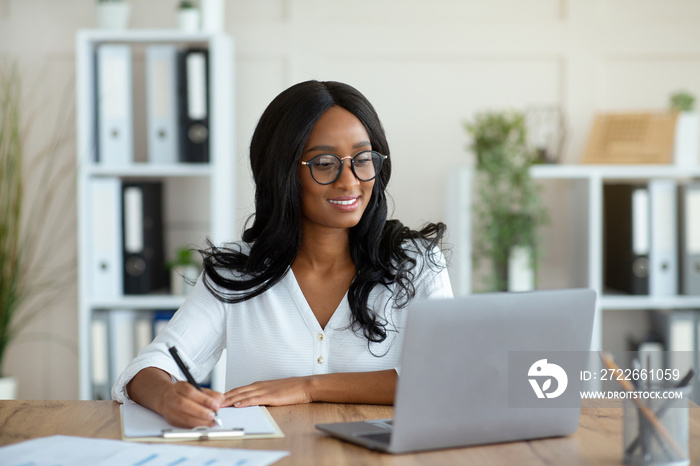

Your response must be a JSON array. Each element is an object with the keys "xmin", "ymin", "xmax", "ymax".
[{"xmin": 300, "ymin": 150, "xmax": 387, "ymax": 185}]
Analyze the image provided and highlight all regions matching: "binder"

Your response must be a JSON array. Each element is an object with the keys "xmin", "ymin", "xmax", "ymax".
[
  {"xmin": 650, "ymin": 309, "xmax": 699, "ymax": 404},
  {"xmin": 178, "ymin": 48, "xmax": 209, "ymax": 163},
  {"xmin": 122, "ymin": 182, "xmax": 168, "ymax": 295},
  {"xmin": 152, "ymin": 309, "xmax": 176, "ymax": 338},
  {"xmin": 88, "ymin": 178, "xmax": 123, "ymax": 299},
  {"xmin": 134, "ymin": 311, "xmax": 154, "ymax": 353},
  {"xmin": 90, "ymin": 310, "xmax": 110, "ymax": 400},
  {"xmin": 678, "ymin": 182, "xmax": 700, "ymax": 295},
  {"xmin": 96, "ymin": 44, "xmax": 133, "ymax": 165},
  {"xmin": 146, "ymin": 45, "xmax": 179, "ymax": 164},
  {"xmin": 107, "ymin": 309, "xmax": 137, "ymax": 391},
  {"xmin": 603, "ymin": 184, "xmax": 650, "ymax": 294},
  {"xmin": 649, "ymin": 179, "xmax": 678, "ymax": 296}
]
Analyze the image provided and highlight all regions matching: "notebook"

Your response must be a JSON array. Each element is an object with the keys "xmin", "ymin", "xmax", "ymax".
[
  {"xmin": 316, "ymin": 288, "xmax": 597, "ymax": 454},
  {"xmin": 121, "ymin": 399, "xmax": 284, "ymax": 442}
]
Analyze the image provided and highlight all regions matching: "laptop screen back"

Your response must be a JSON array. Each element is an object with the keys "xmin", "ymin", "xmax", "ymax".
[{"xmin": 390, "ymin": 289, "xmax": 596, "ymax": 453}]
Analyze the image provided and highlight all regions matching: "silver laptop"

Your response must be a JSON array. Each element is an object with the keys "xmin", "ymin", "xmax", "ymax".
[{"xmin": 316, "ymin": 288, "xmax": 597, "ymax": 454}]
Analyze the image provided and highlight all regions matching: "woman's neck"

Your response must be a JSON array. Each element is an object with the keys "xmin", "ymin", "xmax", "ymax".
[{"xmin": 294, "ymin": 223, "xmax": 353, "ymax": 272}]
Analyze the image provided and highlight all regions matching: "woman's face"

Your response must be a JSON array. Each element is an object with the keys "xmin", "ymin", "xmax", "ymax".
[{"xmin": 299, "ymin": 105, "xmax": 375, "ymax": 231}]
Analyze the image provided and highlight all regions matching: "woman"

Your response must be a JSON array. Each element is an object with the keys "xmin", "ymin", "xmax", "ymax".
[{"xmin": 113, "ymin": 80, "xmax": 453, "ymax": 428}]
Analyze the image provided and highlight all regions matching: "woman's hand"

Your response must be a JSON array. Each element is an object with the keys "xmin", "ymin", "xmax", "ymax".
[
  {"xmin": 221, "ymin": 370, "xmax": 397, "ymax": 408},
  {"xmin": 222, "ymin": 377, "xmax": 314, "ymax": 408},
  {"xmin": 156, "ymin": 381, "xmax": 225, "ymax": 429},
  {"xmin": 127, "ymin": 367, "xmax": 226, "ymax": 428}
]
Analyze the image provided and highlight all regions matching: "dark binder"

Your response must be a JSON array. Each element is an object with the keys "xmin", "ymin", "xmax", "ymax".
[
  {"xmin": 178, "ymin": 48, "xmax": 209, "ymax": 163},
  {"xmin": 122, "ymin": 182, "xmax": 168, "ymax": 294},
  {"xmin": 603, "ymin": 184, "xmax": 650, "ymax": 294}
]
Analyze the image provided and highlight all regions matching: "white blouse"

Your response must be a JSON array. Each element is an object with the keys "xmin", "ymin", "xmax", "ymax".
[{"xmin": 112, "ymin": 244, "xmax": 453, "ymax": 402}]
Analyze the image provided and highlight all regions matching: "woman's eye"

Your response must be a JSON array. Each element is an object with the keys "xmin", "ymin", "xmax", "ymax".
[{"xmin": 313, "ymin": 157, "xmax": 338, "ymax": 170}]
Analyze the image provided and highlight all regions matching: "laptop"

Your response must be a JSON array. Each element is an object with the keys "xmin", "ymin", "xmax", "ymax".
[{"xmin": 316, "ymin": 288, "xmax": 597, "ymax": 454}]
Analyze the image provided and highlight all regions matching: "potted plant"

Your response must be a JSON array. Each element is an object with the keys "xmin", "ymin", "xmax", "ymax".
[
  {"xmin": 0, "ymin": 65, "xmax": 74, "ymax": 398},
  {"xmin": 166, "ymin": 246, "xmax": 201, "ymax": 296},
  {"xmin": 670, "ymin": 90, "xmax": 698, "ymax": 167},
  {"xmin": 201, "ymin": 0, "xmax": 225, "ymax": 33},
  {"xmin": 177, "ymin": 1, "xmax": 201, "ymax": 33},
  {"xmin": 464, "ymin": 110, "xmax": 548, "ymax": 292},
  {"xmin": 95, "ymin": 0, "xmax": 131, "ymax": 30}
]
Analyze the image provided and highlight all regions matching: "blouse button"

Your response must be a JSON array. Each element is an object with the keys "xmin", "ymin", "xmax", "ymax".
[
  {"xmin": 317, "ymin": 357, "xmax": 324, "ymax": 364},
  {"xmin": 317, "ymin": 334, "xmax": 324, "ymax": 341}
]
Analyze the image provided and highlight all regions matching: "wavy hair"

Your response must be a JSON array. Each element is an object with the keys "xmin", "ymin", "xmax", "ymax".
[{"xmin": 200, "ymin": 80, "xmax": 446, "ymax": 344}]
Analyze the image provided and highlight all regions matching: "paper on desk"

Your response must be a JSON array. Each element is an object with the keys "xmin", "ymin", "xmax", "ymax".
[
  {"xmin": 0, "ymin": 435, "xmax": 288, "ymax": 466},
  {"xmin": 121, "ymin": 399, "xmax": 284, "ymax": 441}
]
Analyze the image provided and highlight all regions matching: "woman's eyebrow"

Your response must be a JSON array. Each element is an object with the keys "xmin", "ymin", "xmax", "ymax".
[{"xmin": 304, "ymin": 141, "xmax": 371, "ymax": 153}]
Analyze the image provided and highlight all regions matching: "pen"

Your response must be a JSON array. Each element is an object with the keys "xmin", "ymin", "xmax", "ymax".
[{"xmin": 168, "ymin": 345, "xmax": 223, "ymax": 427}]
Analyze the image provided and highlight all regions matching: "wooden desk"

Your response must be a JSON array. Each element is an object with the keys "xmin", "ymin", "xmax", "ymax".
[{"xmin": 0, "ymin": 400, "xmax": 698, "ymax": 465}]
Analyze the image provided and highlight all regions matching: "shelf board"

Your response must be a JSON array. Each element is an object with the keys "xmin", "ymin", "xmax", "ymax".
[
  {"xmin": 89, "ymin": 295, "xmax": 186, "ymax": 310},
  {"xmin": 83, "ymin": 163, "xmax": 213, "ymax": 178},
  {"xmin": 531, "ymin": 164, "xmax": 700, "ymax": 180},
  {"xmin": 78, "ymin": 29, "xmax": 222, "ymax": 44},
  {"xmin": 601, "ymin": 295, "xmax": 700, "ymax": 310}
]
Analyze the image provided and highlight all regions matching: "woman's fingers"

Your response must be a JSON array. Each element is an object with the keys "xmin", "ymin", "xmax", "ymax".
[
  {"xmin": 222, "ymin": 377, "xmax": 312, "ymax": 408},
  {"xmin": 160, "ymin": 382, "xmax": 224, "ymax": 428}
]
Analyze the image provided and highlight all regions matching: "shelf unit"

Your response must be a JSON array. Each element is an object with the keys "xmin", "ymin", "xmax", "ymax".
[
  {"xmin": 447, "ymin": 164, "xmax": 700, "ymax": 353},
  {"xmin": 75, "ymin": 30, "xmax": 235, "ymax": 400}
]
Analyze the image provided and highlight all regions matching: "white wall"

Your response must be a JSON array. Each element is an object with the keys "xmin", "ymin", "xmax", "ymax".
[{"xmin": 1, "ymin": 0, "xmax": 699, "ymax": 399}]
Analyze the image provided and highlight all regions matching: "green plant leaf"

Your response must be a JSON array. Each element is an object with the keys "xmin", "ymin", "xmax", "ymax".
[{"xmin": 465, "ymin": 109, "xmax": 549, "ymax": 291}]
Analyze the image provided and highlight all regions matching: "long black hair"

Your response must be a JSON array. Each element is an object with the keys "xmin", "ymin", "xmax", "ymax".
[{"xmin": 200, "ymin": 80, "xmax": 446, "ymax": 343}]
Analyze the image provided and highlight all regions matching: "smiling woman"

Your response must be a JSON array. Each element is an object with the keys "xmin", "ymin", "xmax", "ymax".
[
  {"xmin": 113, "ymin": 80, "xmax": 453, "ymax": 429},
  {"xmin": 298, "ymin": 106, "xmax": 378, "ymax": 230}
]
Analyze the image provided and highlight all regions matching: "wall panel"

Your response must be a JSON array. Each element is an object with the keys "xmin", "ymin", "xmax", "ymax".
[{"xmin": 320, "ymin": 58, "xmax": 562, "ymax": 227}]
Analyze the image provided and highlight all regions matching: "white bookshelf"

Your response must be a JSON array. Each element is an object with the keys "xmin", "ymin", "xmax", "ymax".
[
  {"xmin": 75, "ymin": 30, "xmax": 235, "ymax": 400},
  {"xmin": 447, "ymin": 164, "xmax": 700, "ymax": 354}
]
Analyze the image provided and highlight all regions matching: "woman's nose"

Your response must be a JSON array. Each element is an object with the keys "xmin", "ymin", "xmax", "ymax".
[{"xmin": 333, "ymin": 159, "xmax": 361, "ymax": 188}]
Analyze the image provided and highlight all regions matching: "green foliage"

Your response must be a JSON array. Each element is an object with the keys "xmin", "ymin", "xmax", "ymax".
[
  {"xmin": 0, "ymin": 65, "xmax": 23, "ymax": 377},
  {"xmin": 0, "ymin": 65, "xmax": 75, "ymax": 376},
  {"xmin": 166, "ymin": 246, "xmax": 199, "ymax": 269},
  {"xmin": 670, "ymin": 91, "xmax": 695, "ymax": 112},
  {"xmin": 464, "ymin": 110, "xmax": 548, "ymax": 292},
  {"xmin": 179, "ymin": 1, "xmax": 197, "ymax": 9}
]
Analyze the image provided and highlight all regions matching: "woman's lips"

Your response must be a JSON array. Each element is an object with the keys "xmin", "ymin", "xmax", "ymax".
[{"xmin": 328, "ymin": 195, "xmax": 360, "ymax": 210}]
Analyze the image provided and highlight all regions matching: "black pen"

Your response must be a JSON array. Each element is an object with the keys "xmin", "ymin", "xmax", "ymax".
[{"xmin": 168, "ymin": 345, "xmax": 223, "ymax": 427}]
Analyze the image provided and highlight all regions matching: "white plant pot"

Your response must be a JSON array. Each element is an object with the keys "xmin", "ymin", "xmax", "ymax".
[
  {"xmin": 96, "ymin": 3, "xmax": 131, "ymax": 30},
  {"xmin": 508, "ymin": 245, "xmax": 535, "ymax": 292},
  {"xmin": 201, "ymin": 0, "xmax": 225, "ymax": 33},
  {"xmin": 178, "ymin": 9, "xmax": 200, "ymax": 33},
  {"xmin": 0, "ymin": 376, "xmax": 17, "ymax": 400},
  {"xmin": 674, "ymin": 111, "xmax": 699, "ymax": 168},
  {"xmin": 171, "ymin": 265, "xmax": 199, "ymax": 296}
]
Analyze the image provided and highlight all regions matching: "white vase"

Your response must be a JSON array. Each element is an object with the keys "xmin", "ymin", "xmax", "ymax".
[
  {"xmin": 0, "ymin": 376, "xmax": 17, "ymax": 400},
  {"xmin": 508, "ymin": 245, "xmax": 535, "ymax": 292},
  {"xmin": 201, "ymin": 0, "xmax": 225, "ymax": 33},
  {"xmin": 674, "ymin": 111, "xmax": 699, "ymax": 168},
  {"xmin": 95, "ymin": 2, "xmax": 131, "ymax": 30},
  {"xmin": 171, "ymin": 265, "xmax": 199, "ymax": 296},
  {"xmin": 178, "ymin": 9, "xmax": 200, "ymax": 33}
]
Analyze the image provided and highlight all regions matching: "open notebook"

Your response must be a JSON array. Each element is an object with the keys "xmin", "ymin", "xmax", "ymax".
[{"xmin": 121, "ymin": 399, "xmax": 284, "ymax": 442}]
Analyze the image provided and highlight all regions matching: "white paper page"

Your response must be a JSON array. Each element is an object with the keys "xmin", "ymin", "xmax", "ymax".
[
  {"xmin": 0, "ymin": 435, "xmax": 288, "ymax": 466},
  {"xmin": 122, "ymin": 399, "xmax": 277, "ymax": 437}
]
